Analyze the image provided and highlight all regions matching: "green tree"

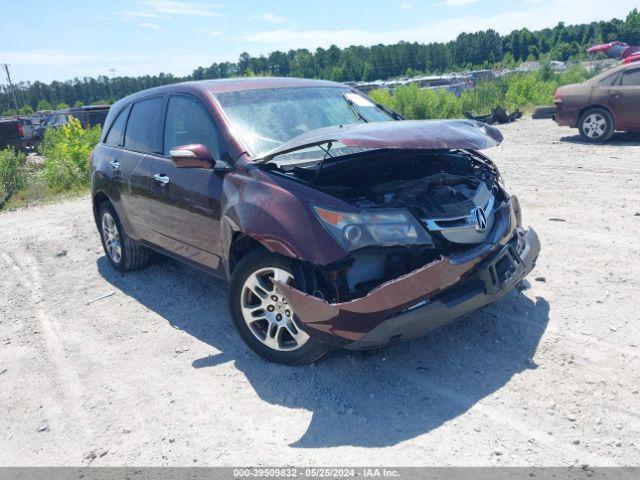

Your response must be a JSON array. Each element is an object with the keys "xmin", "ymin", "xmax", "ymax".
[
  {"xmin": 37, "ymin": 99, "xmax": 52, "ymax": 111},
  {"xmin": 55, "ymin": 102, "xmax": 70, "ymax": 110},
  {"xmin": 622, "ymin": 8, "xmax": 640, "ymax": 44}
]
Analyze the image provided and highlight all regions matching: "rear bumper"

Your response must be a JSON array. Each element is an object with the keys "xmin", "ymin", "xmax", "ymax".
[
  {"xmin": 345, "ymin": 227, "xmax": 540, "ymax": 349},
  {"xmin": 553, "ymin": 104, "xmax": 579, "ymax": 127}
]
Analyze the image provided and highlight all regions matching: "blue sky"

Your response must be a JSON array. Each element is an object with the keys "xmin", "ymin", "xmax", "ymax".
[{"xmin": 1, "ymin": 0, "xmax": 638, "ymax": 83}]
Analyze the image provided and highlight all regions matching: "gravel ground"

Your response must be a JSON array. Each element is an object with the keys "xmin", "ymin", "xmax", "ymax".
[{"xmin": 1, "ymin": 118, "xmax": 639, "ymax": 467}]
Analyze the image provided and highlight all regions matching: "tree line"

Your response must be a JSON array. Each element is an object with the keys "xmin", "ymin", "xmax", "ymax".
[{"xmin": 2, "ymin": 8, "xmax": 639, "ymax": 115}]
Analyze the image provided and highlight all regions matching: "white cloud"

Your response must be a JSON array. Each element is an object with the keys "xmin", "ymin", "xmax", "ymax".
[
  {"xmin": 262, "ymin": 13, "xmax": 287, "ymax": 24},
  {"xmin": 117, "ymin": 1, "xmax": 220, "ymax": 21},
  {"xmin": 139, "ymin": 23, "xmax": 162, "ymax": 30},
  {"xmin": 400, "ymin": 1, "xmax": 413, "ymax": 10},
  {"xmin": 139, "ymin": 0, "xmax": 220, "ymax": 16},
  {"xmin": 0, "ymin": 50, "xmax": 99, "ymax": 66},
  {"xmin": 119, "ymin": 10, "xmax": 162, "ymax": 20},
  {"xmin": 441, "ymin": 0, "xmax": 479, "ymax": 6},
  {"xmin": 242, "ymin": 0, "xmax": 638, "ymax": 50},
  {"xmin": 1, "ymin": 49, "xmax": 221, "ymax": 82},
  {"xmin": 197, "ymin": 27, "xmax": 223, "ymax": 36}
]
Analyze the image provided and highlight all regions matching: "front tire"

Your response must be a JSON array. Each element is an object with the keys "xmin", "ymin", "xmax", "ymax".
[
  {"xmin": 578, "ymin": 108, "xmax": 614, "ymax": 143},
  {"xmin": 229, "ymin": 250, "xmax": 329, "ymax": 365},
  {"xmin": 98, "ymin": 202, "xmax": 150, "ymax": 272}
]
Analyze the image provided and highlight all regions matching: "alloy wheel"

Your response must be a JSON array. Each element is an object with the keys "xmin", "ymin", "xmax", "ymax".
[
  {"xmin": 101, "ymin": 212, "xmax": 122, "ymax": 264},
  {"xmin": 240, "ymin": 267, "xmax": 309, "ymax": 352},
  {"xmin": 582, "ymin": 113, "xmax": 607, "ymax": 139}
]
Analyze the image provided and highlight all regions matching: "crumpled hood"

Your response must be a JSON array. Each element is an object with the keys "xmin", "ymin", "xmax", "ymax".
[{"xmin": 256, "ymin": 119, "xmax": 504, "ymax": 162}]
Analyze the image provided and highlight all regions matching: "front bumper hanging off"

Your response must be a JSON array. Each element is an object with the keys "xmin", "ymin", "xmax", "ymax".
[
  {"xmin": 276, "ymin": 202, "xmax": 541, "ymax": 349},
  {"xmin": 346, "ymin": 227, "xmax": 539, "ymax": 349}
]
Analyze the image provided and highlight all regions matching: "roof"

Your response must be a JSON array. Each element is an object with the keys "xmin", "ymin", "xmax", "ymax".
[{"xmin": 113, "ymin": 77, "xmax": 346, "ymax": 107}]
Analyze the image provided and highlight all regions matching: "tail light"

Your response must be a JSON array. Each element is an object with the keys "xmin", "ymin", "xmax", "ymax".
[
  {"xmin": 554, "ymin": 89, "xmax": 562, "ymax": 103},
  {"xmin": 17, "ymin": 124, "xmax": 24, "ymax": 136}
]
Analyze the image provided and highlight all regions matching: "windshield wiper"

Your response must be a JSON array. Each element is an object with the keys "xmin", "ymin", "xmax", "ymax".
[
  {"xmin": 342, "ymin": 92, "xmax": 368, "ymax": 123},
  {"xmin": 312, "ymin": 142, "xmax": 334, "ymax": 183}
]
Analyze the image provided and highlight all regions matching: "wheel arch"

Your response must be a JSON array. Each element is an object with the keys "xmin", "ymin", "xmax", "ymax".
[
  {"xmin": 228, "ymin": 232, "xmax": 268, "ymax": 276},
  {"xmin": 92, "ymin": 190, "xmax": 112, "ymax": 227},
  {"xmin": 578, "ymin": 104, "xmax": 616, "ymax": 129}
]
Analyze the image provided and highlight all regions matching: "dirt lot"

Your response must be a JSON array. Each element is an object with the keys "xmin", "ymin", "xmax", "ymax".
[{"xmin": 1, "ymin": 118, "xmax": 639, "ymax": 466}]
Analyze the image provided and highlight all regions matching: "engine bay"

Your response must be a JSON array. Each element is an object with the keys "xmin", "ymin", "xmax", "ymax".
[{"xmin": 265, "ymin": 148, "xmax": 510, "ymax": 302}]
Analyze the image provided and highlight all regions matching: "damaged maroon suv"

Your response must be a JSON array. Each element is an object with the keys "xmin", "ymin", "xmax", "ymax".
[{"xmin": 91, "ymin": 78, "xmax": 540, "ymax": 364}]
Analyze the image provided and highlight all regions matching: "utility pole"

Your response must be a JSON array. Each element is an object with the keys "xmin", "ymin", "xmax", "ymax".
[{"xmin": 2, "ymin": 63, "xmax": 20, "ymax": 113}]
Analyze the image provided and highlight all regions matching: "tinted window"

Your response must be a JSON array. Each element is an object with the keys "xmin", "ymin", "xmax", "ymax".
[
  {"xmin": 104, "ymin": 107, "xmax": 129, "ymax": 147},
  {"xmin": 87, "ymin": 110, "xmax": 109, "ymax": 127},
  {"xmin": 124, "ymin": 97, "xmax": 164, "ymax": 154},
  {"xmin": 163, "ymin": 95, "xmax": 220, "ymax": 158},
  {"xmin": 621, "ymin": 69, "xmax": 640, "ymax": 87}
]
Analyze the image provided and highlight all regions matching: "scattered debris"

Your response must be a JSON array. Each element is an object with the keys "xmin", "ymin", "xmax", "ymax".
[
  {"xmin": 174, "ymin": 347, "xmax": 190, "ymax": 354},
  {"xmin": 465, "ymin": 105, "xmax": 523, "ymax": 125},
  {"xmin": 535, "ymin": 276, "xmax": 547, "ymax": 282},
  {"xmin": 549, "ymin": 218, "xmax": 566, "ymax": 222},
  {"xmin": 54, "ymin": 250, "xmax": 67, "ymax": 258},
  {"xmin": 36, "ymin": 421, "xmax": 49, "ymax": 432},
  {"xmin": 86, "ymin": 291, "xmax": 115, "ymax": 305},
  {"xmin": 0, "ymin": 368, "xmax": 7, "ymax": 375}
]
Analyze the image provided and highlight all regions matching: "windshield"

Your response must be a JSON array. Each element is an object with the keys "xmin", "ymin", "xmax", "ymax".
[{"xmin": 215, "ymin": 87, "xmax": 394, "ymax": 157}]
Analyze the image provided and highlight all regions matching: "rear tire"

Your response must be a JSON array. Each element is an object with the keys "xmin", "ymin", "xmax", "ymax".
[
  {"xmin": 578, "ymin": 108, "xmax": 614, "ymax": 143},
  {"xmin": 229, "ymin": 249, "xmax": 329, "ymax": 365},
  {"xmin": 98, "ymin": 202, "xmax": 150, "ymax": 272}
]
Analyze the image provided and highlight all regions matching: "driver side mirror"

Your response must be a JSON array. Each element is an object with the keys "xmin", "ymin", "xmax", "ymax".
[{"xmin": 169, "ymin": 144, "xmax": 233, "ymax": 172}]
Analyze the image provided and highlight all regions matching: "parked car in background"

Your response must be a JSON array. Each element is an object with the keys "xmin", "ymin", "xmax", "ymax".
[
  {"xmin": 31, "ymin": 105, "xmax": 110, "ymax": 149},
  {"xmin": 554, "ymin": 62, "xmax": 640, "ymax": 142},
  {"xmin": 91, "ymin": 78, "xmax": 539, "ymax": 364},
  {"xmin": 16, "ymin": 117, "xmax": 37, "ymax": 149},
  {"xmin": 0, "ymin": 118, "xmax": 25, "ymax": 152}
]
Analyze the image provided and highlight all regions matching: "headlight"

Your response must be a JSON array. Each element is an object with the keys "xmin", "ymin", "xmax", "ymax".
[{"xmin": 312, "ymin": 205, "xmax": 433, "ymax": 251}]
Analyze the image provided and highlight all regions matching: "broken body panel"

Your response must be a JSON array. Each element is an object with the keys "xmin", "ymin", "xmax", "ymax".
[{"xmin": 240, "ymin": 120, "xmax": 540, "ymax": 349}]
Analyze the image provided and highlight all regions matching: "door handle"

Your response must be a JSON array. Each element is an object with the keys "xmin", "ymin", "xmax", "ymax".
[
  {"xmin": 110, "ymin": 160, "xmax": 120, "ymax": 169},
  {"xmin": 153, "ymin": 173, "xmax": 170, "ymax": 185},
  {"xmin": 611, "ymin": 90, "xmax": 623, "ymax": 98}
]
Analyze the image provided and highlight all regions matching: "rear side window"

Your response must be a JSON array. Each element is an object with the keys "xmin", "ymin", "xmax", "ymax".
[
  {"xmin": 124, "ymin": 97, "xmax": 164, "ymax": 154},
  {"xmin": 599, "ymin": 73, "xmax": 620, "ymax": 87},
  {"xmin": 620, "ymin": 69, "xmax": 640, "ymax": 87},
  {"xmin": 87, "ymin": 110, "xmax": 109, "ymax": 127},
  {"xmin": 104, "ymin": 107, "xmax": 129, "ymax": 147},
  {"xmin": 163, "ymin": 95, "xmax": 221, "ymax": 158}
]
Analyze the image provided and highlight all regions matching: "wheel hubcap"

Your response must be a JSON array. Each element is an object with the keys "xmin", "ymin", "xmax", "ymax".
[
  {"xmin": 583, "ymin": 113, "xmax": 607, "ymax": 138},
  {"xmin": 101, "ymin": 212, "xmax": 122, "ymax": 264},
  {"xmin": 240, "ymin": 267, "xmax": 309, "ymax": 352}
]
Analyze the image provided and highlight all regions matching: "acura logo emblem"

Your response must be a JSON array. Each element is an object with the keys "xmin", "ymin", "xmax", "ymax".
[{"xmin": 472, "ymin": 207, "xmax": 487, "ymax": 232}]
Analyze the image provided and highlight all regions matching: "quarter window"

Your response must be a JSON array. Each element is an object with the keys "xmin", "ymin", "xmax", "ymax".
[
  {"xmin": 599, "ymin": 73, "xmax": 620, "ymax": 87},
  {"xmin": 163, "ymin": 95, "xmax": 220, "ymax": 159},
  {"xmin": 124, "ymin": 97, "xmax": 164, "ymax": 154},
  {"xmin": 620, "ymin": 69, "xmax": 640, "ymax": 87},
  {"xmin": 104, "ymin": 107, "xmax": 129, "ymax": 147}
]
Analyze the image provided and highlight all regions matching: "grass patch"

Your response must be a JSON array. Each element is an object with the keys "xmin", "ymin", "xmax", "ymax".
[
  {"xmin": 0, "ymin": 118, "xmax": 100, "ymax": 211},
  {"xmin": 369, "ymin": 65, "xmax": 593, "ymax": 119}
]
